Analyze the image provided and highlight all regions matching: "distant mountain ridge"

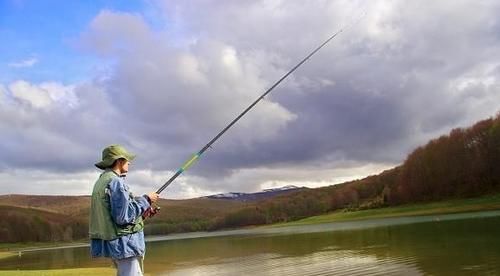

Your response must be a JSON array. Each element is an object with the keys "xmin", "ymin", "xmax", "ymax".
[{"xmin": 205, "ymin": 185, "xmax": 304, "ymax": 201}]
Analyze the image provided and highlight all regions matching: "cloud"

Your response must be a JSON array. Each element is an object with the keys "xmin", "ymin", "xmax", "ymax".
[
  {"xmin": 0, "ymin": 170, "xmax": 97, "ymax": 195},
  {"xmin": 1, "ymin": 0, "xmax": 500, "ymax": 197},
  {"xmin": 7, "ymin": 80, "xmax": 78, "ymax": 109},
  {"xmin": 8, "ymin": 57, "xmax": 38, "ymax": 68},
  {"xmin": 0, "ymin": 80, "xmax": 108, "ymax": 172},
  {"xmin": 78, "ymin": 10, "xmax": 299, "ymax": 169}
]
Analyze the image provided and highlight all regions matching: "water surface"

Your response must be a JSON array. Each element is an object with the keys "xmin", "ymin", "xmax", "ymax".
[{"xmin": 2, "ymin": 210, "xmax": 500, "ymax": 275}]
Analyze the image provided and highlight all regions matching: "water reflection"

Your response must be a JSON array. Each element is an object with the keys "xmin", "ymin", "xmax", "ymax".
[
  {"xmin": 167, "ymin": 251, "xmax": 423, "ymax": 276},
  {"xmin": 1, "ymin": 211, "xmax": 500, "ymax": 275}
]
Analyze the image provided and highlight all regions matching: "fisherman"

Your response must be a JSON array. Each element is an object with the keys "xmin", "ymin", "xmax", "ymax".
[{"xmin": 89, "ymin": 144, "xmax": 159, "ymax": 276}]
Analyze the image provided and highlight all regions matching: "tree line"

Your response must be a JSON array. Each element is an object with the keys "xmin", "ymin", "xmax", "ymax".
[{"xmin": 210, "ymin": 113, "xmax": 500, "ymax": 228}]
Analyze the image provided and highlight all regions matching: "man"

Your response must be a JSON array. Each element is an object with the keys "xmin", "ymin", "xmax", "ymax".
[{"xmin": 89, "ymin": 144, "xmax": 159, "ymax": 276}]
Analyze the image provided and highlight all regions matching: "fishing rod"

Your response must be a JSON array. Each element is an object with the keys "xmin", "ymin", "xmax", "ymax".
[{"xmin": 156, "ymin": 26, "xmax": 352, "ymax": 195}]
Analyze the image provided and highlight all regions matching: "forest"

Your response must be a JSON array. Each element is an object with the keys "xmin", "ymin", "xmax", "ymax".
[{"xmin": 213, "ymin": 113, "xmax": 500, "ymax": 229}]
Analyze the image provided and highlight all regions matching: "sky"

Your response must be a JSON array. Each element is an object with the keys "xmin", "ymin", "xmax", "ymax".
[{"xmin": 1, "ymin": 0, "xmax": 499, "ymax": 199}]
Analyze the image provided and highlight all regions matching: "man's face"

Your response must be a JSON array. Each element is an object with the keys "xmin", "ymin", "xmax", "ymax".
[{"xmin": 118, "ymin": 159, "xmax": 130, "ymax": 174}]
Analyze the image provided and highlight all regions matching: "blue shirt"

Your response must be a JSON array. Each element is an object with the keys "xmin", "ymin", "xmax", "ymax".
[{"xmin": 90, "ymin": 173, "xmax": 151, "ymax": 260}]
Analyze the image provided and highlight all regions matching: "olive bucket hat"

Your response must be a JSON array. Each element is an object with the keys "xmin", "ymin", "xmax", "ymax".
[{"xmin": 95, "ymin": 144, "xmax": 136, "ymax": 170}]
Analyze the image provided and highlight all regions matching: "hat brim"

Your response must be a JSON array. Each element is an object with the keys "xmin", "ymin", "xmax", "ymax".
[
  {"xmin": 95, "ymin": 154, "xmax": 136, "ymax": 170},
  {"xmin": 95, "ymin": 159, "xmax": 114, "ymax": 170}
]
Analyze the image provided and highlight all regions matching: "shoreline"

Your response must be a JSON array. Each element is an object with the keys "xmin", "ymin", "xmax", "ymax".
[
  {"xmin": 2, "ymin": 194, "xmax": 500, "ymax": 258},
  {"xmin": 271, "ymin": 193, "xmax": 500, "ymax": 227},
  {"xmin": 0, "ymin": 268, "xmax": 115, "ymax": 276},
  {"xmin": 0, "ymin": 241, "xmax": 88, "ymax": 255},
  {"xmin": 0, "ymin": 252, "xmax": 16, "ymax": 260}
]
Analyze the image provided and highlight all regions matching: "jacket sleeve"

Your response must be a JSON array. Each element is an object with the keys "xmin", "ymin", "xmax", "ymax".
[{"xmin": 108, "ymin": 177, "xmax": 151, "ymax": 226}]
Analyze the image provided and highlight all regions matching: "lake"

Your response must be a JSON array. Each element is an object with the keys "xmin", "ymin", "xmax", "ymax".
[{"xmin": 2, "ymin": 210, "xmax": 500, "ymax": 275}]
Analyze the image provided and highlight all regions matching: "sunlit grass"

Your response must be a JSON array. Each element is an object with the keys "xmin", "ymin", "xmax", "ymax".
[
  {"xmin": 0, "ymin": 252, "xmax": 15, "ymax": 259},
  {"xmin": 0, "ymin": 241, "xmax": 87, "ymax": 252},
  {"xmin": 272, "ymin": 193, "xmax": 500, "ymax": 227},
  {"xmin": 0, "ymin": 268, "xmax": 115, "ymax": 276}
]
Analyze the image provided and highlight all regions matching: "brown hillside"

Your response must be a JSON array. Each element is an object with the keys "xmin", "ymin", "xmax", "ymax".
[
  {"xmin": 0, "ymin": 195, "xmax": 91, "ymax": 217},
  {"xmin": 0, "ymin": 205, "xmax": 86, "ymax": 243},
  {"xmin": 0, "ymin": 195, "xmax": 249, "ymax": 221},
  {"xmin": 0, "ymin": 195, "xmax": 251, "ymax": 241}
]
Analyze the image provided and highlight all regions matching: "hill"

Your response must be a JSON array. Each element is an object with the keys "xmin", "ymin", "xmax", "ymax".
[
  {"xmin": 0, "ymin": 195, "xmax": 91, "ymax": 217},
  {"xmin": 0, "ymin": 186, "xmax": 305, "ymax": 240},
  {"xmin": 216, "ymin": 113, "xmax": 500, "ymax": 228},
  {"xmin": 0, "ymin": 195, "xmax": 252, "ymax": 242},
  {"xmin": 0, "ymin": 205, "xmax": 86, "ymax": 243},
  {"xmin": 1, "ymin": 113, "xmax": 499, "ymax": 242}
]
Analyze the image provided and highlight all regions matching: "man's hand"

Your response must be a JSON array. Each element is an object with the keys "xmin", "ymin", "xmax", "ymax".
[
  {"xmin": 143, "ymin": 192, "xmax": 160, "ymax": 219},
  {"xmin": 143, "ymin": 205, "xmax": 160, "ymax": 219},
  {"xmin": 147, "ymin": 192, "xmax": 159, "ymax": 203}
]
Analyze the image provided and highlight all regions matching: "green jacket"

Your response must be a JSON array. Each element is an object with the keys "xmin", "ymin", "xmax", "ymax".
[{"xmin": 89, "ymin": 170, "xmax": 145, "ymax": 240}]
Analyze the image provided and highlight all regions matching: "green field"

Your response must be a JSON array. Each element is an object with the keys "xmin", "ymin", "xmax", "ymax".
[
  {"xmin": 0, "ymin": 241, "xmax": 87, "ymax": 252},
  {"xmin": 272, "ymin": 193, "xmax": 500, "ymax": 227},
  {"xmin": 0, "ymin": 252, "xmax": 15, "ymax": 260},
  {"xmin": 0, "ymin": 268, "xmax": 115, "ymax": 276},
  {"xmin": 0, "ymin": 251, "xmax": 114, "ymax": 275}
]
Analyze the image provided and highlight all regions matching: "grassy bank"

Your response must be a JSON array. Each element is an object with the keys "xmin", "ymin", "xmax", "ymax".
[
  {"xmin": 0, "ymin": 252, "xmax": 15, "ymax": 260},
  {"xmin": 0, "ymin": 241, "xmax": 87, "ymax": 253},
  {"xmin": 0, "ymin": 241, "xmax": 88, "ymax": 264},
  {"xmin": 273, "ymin": 193, "xmax": 500, "ymax": 227},
  {"xmin": 0, "ymin": 268, "xmax": 115, "ymax": 276}
]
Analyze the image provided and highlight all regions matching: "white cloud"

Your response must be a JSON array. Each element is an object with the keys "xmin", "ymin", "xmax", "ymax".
[
  {"xmin": 78, "ymin": 11, "xmax": 298, "ymax": 151},
  {"xmin": 8, "ymin": 57, "xmax": 38, "ymax": 68},
  {"xmin": 80, "ymin": 10, "xmax": 155, "ymax": 57},
  {"xmin": 0, "ymin": 168, "xmax": 218, "ymax": 199},
  {"xmin": 0, "ymin": 80, "xmax": 114, "ymax": 173},
  {"xmin": 125, "ymin": 169, "xmax": 217, "ymax": 199},
  {"xmin": 9, "ymin": 80, "xmax": 52, "ymax": 108},
  {"xmin": 7, "ymin": 80, "xmax": 77, "ymax": 109},
  {"xmin": 0, "ymin": 84, "xmax": 7, "ymax": 103},
  {"xmin": 0, "ymin": 170, "xmax": 97, "ymax": 195}
]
